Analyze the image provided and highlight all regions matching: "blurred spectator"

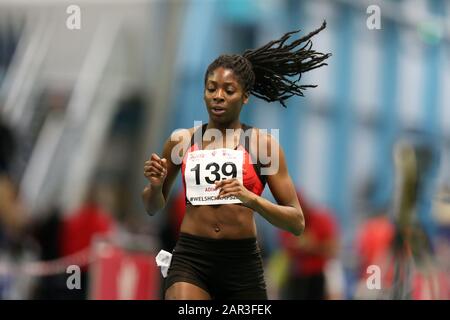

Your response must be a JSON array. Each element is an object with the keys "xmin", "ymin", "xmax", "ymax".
[
  {"xmin": 353, "ymin": 208, "xmax": 395, "ymax": 299},
  {"xmin": 31, "ymin": 207, "xmax": 66, "ymax": 299},
  {"xmin": 0, "ymin": 116, "xmax": 33, "ymax": 299},
  {"xmin": 59, "ymin": 184, "xmax": 117, "ymax": 299},
  {"xmin": 356, "ymin": 212, "xmax": 395, "ymax": 277},
  {"xmin": 0, "ymin": 115, "xmax": 30, "ymax": 249},
  {"xmin": 0, "ymin": 117, "xmax": 26, "ymax": 243},
  {"xmin": 0, "ymin": 176, "xmax": 28, "ymax": 247},
  {"xmin": 60, "ymin": 185, "xmax": 116, "ymax": 258},
  {"xmin": 0, "ymin": 116, "xmax": 15, "ymax": 173},
  {"xmin": 279, "ymin": 190, "xmax": 339, "ymax": 300},
  {"xmin": 354, "ymin": 142, "xmax": 447, "ymax": 300}
]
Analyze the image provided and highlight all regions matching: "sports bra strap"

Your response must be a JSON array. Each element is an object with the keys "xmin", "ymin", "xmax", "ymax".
[
  {"xmin": 189, "ymin": 123, "xmax": 253, "ymax": 151},
  {"xmin": 189, "ymin": 123, "xmax": 208, "ymax": 148},
  {"xmin": 239, "ymin": 123, "xmax": 252, "ymax": 152}
]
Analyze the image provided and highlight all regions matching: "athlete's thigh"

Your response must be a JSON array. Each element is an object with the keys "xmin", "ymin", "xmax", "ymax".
[{"xmin": 165, "ymin": 281, "xmax": 212, "ymax": 300}]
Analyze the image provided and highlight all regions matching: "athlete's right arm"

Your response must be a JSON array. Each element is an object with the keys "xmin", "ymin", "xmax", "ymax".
[{"xmin": 142, "ymin": 136, "xmax": 182, "ymax": 216}]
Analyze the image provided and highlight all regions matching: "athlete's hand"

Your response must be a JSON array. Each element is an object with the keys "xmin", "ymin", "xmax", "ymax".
[
  {"xmin": 214, "ymin": 177, "xmax": 255, "ymax": 205},
  {"xmin": 144, "ymin": 153, "xmax": 168, "ymax": 187}
]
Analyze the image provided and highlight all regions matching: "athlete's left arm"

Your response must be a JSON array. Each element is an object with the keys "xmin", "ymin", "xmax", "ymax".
[{"xmin": 215, "ymin": 133, "xmax": 305, "ymax": 236}]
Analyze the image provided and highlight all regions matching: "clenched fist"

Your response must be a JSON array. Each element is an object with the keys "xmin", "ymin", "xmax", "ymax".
[{"xmin": 144, "ymin": 153, "xmax": 168, "ymax": 187}]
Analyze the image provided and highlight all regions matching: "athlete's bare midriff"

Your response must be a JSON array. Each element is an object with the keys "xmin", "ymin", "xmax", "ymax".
[{"xmin": 180, "ymin": 203, "xmax": 257, "ymax": 239}]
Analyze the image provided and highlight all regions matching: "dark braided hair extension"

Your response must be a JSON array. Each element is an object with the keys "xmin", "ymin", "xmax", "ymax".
[{"xmin": 204, "ymin": 21, "xmax": 331, "ymax": 107}]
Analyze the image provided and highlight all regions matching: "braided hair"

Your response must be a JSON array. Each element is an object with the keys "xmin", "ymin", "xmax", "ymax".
[{"xmin": 204, "ymin": 21, "xmax": 331, "ymax": 107}]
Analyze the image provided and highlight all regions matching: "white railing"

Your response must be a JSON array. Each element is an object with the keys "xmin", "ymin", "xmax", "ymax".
[
  {"xmin": 0, "ymin": 13, "xmax": 54, "ymax": 129},
  {"xmin": 0, "ymin": 0, "xmax": 184, "ymax": 216},
  {"xmin": 20, "ymin": 14, "xmax": 124, "ymax": 213}
]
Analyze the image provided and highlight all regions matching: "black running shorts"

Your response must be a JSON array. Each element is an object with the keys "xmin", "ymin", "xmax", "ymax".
[{"xmin": 164, "ymin": 232, "xmax": 267, "ymax": 300}]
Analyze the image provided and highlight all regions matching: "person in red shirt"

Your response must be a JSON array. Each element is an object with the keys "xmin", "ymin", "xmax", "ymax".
[
  {"xmin": 279, "ymin": 191, "xmax": 339, "ymax": 299},
  {"xmin": 355, "ymin": 213, "xmax": 394, "ymax": 278},
  {"xmin": 60, "ymin": 202, "xmax": 115, "ymax": 260},
  {"xmin": 59, "ymin": 186, "xmax": 116, "ymax": 299}
]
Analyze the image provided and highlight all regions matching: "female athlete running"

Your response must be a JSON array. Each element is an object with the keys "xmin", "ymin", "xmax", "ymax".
[{"xmin": 143, "ymin": 22, "xmax": 331, "ymax": 300}]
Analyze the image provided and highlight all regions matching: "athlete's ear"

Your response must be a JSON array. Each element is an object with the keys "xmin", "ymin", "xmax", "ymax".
[{"xmin": 243, "ymin": 92, "xmax": 249, "ymax": 105}]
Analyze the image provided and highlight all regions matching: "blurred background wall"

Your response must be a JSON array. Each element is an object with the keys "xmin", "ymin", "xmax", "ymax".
[{"xmin": 0, "ymin": 0, "xmax": 449, "ymax": 299}]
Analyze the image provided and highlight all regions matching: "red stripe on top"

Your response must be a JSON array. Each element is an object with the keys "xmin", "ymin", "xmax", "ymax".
[{"xmin": 181, "ymin": 143, "xmax": 265, "ymax": 204}]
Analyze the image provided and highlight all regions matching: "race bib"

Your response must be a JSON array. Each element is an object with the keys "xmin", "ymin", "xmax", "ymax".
[{"xmin": 185, "ymin": 148, "xmax": 243, "ymax": 205}]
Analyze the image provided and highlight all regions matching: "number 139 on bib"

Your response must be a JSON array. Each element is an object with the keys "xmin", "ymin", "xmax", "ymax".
[{"xmin": 184, "ymin": 149, "xmax": 243, "ymax": 205}]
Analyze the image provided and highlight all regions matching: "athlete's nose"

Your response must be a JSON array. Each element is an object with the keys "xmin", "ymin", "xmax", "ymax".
[{"xmin": 213, "ymin": 89, "xmax": 225, "ymax": 104}]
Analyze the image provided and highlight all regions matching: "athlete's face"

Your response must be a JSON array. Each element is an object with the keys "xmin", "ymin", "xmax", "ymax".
[{"xmin": 204, "ymin": 67, "xmax": 249, "ymax": 123}]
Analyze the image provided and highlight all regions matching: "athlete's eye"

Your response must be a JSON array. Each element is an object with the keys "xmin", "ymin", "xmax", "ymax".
[{"xmin": 207, "ymin": 88, "xmax": 215, "ymax": 93}]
